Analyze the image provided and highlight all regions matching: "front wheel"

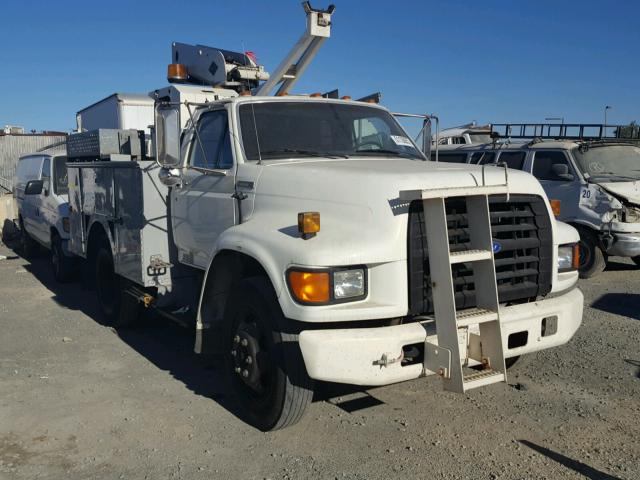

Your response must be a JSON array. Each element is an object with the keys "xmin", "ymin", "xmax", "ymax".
[
  {"xmin": 51, "ymin": 235, "xmax": 75, "ymax": 283},
  {"xmin": 19, "ymin": 219, "xmax": 38, "ymax": 258},
  {"xmin": 222, "ymin": 277, "xmax": 313, "ymax": 431},
  {"xmin": 576, "ymin": 227, "xmax": 606, "ymax": 279}
]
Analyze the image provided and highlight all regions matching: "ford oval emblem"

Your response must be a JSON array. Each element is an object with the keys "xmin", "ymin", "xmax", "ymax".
[{"xmin": 492, "ymin": 240, "xmax": 502, "ymax": 254}]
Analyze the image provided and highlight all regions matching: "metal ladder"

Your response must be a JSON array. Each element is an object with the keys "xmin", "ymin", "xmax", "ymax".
[
  {"xmin": 423, "ymin": 192, "xmax": 507, "ymax": 392},
  {"xmin": 401, "ymin": 175, "xmax": 509, "ymax": 393}
]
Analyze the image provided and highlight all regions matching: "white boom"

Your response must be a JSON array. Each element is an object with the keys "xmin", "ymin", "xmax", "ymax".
[{"xmin": 255, "ymin": 2, "xmax": 335, "ymax": 96}]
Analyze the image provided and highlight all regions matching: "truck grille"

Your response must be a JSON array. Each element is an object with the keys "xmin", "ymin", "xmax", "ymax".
[{"xmin": 407, "ymin": 194, "xmax": 553, "ymax": 315}]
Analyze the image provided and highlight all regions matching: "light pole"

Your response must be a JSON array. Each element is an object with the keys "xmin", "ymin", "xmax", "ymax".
[{"xmin": 604, "ymin": 105, "xmax": 612, "ymax": 134}]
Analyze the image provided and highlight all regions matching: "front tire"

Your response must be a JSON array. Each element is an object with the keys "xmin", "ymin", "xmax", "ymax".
[
  {"xmin": 576, "ymin": 227, "xmax": 606, "ymax": 279},
  {"xmin": 632, "ymin": 256, "xmax": 640, "ymax": 267},
  {"xmin": 95, "ymin": 244, "xmax": 140, "ymax": 327},
  {"xmin": 51, "ymin": 235, "xmax": 75, "ymax": 283},
  {"xmin": 19, "ymin": 219, "xmax": 38, "ymax": 258},
  {"xmin": 222, "ymin": 277, "xmax": 313, "ymax": 431}
]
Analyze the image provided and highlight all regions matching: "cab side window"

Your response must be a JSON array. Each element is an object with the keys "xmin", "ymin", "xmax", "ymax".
[
  {"xmin": 532, "ymin": 151, "xmax": 572, "ymax": 181},
  {"xmin": 431, "ymin": 152, "xmax": 468, "ymax": 163},
  {"xmin": 497, "ymin": 151, "xmax": 526, "ymax": 170},
  {"xmin": 190, "ymin": 110, "xmax": 233, "ymax": 170},
  {"xmin": 471, "ymin": 152, "xmax": 495, "ymax": 164}
]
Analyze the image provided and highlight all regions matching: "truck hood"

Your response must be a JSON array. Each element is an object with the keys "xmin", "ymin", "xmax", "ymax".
[
  {"xmin": 598, "ymin": 181, "xmax": 640, "ymax": 206},
  {"xmin": 254, "ymin": 157, "xmax": 540, "ymax": 204},
  {"xmin": 233, "ymin": 157, "xmax": 552, "ymax": 270}
]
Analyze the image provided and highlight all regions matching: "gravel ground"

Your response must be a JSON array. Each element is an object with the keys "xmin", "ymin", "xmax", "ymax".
[{"xmin": 0, "ymin": 237, "xmax": 639, "ymax": 480}]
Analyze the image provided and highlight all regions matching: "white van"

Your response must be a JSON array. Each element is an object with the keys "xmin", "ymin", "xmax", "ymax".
[{"xmin": 14, "ymin": 153, "xmax": 76, "ymax": 281}]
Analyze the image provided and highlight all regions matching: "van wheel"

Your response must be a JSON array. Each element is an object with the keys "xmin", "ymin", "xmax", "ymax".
[
  {"xmin": 51, "ymin": 234, "xmax": 75, "ymax": 283},
  {"xmin": 19, "ymin": 220, "xmax": 38, "ymax": 258},
  {"xmin": 632, "ymin": 256, "xmax": 640, "ymax": 267},
  {"xmin": 576, "ymin": 227, "xmax": 606, "ymax": 279},
  {"xmin": 222, "ymin": 277, "xmax": 313, "ymax": 431},
  {"xmin": 95, "ymin": 244, "xmax": 140, "ymax": 327}
]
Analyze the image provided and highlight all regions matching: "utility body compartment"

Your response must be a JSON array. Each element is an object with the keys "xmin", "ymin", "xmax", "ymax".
[{"xmin": 67, "ymin": 159, "xmax": 173, "ymax": 289}]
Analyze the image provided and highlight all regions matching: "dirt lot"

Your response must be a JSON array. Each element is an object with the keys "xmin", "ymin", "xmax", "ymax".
[{"xmin": 0, "ymin": 237, "xmax": 639, "ymax": 480}]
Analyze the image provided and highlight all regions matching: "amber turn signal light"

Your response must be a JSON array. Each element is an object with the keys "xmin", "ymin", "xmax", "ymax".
[
  {"xmin": 572, "ymin": 243, "xmax": 580, "ymax": 270},
  {"xmin": 298, "ymin": 212, "xmax": 320, "ymax": 238},
  {"xmin": 288, "ymin": 270, "xmax": 330, "ymax": 304},
  {"xmin": 550, "ymin": 199, "xmax": 561, "ymax": 217}
]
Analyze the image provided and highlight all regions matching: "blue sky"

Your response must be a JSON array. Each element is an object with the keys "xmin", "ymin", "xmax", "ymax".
[{"xmin": 1, "ymin": 0, "xmax": 638, "ymax": 132}]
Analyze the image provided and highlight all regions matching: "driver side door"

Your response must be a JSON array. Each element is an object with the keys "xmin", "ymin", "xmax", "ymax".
[
  {"xmin": 171, "ymin": 108, "xmax": 237, "ymax": 269},
  {"xmin": 531, "ymin": 150, "xmax": 580, "ymax": 221}
]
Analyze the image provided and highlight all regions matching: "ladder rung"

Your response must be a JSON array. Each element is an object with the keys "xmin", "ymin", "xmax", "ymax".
[
  {"xmin": 449, "ymin": 249, "xmax": 492, "ymax": 264},
  {"xmin": 463, "ymin": 369, "xmax": 505, "ymax": 390},
  {"xmin": 456, "ymin": 307, "xmax": 498, "ymax": 328}
]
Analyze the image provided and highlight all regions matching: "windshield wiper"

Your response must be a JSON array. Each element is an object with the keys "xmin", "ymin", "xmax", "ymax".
[
  {"xmin": 589, "ymin": 172, "xmax": 640, "ymax": 181},
  {"xmin": 353, "ymin": 149, "xmax": 421, "ymax": 159},
  {"xmin": 259, "ymin": 148, "xmax": 348, "ymax": 159}
]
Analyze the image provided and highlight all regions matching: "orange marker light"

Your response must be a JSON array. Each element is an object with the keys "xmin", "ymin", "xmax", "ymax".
[
  {"xmin": 550, "ymin": 199, "xmax": 561, "ymax": 217},
  {"xmin": 167, "ymin": 63, "xmax": 188, "ymax": 82},
  {"xmin": 341, "ymin": 95, "xmax": 352, "ymax": 100},
  {"xmin": 298, "ymin": 211, "xmax": 320, "ymax": 237},
  {"xmin": 310, "ymin": 92, "xmax": 322, "ymax": 98},
  {"xmin": 288, "ymin": 271, "xmax": 330, "ymax": 303},
  {"xmin": 572, "ymin": 244, "xmax": 580, "ymax": 270}
]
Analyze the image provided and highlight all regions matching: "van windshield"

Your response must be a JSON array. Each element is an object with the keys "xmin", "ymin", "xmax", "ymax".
[
  {"xmin": 238, "ymin": 102, "xmax": 424, "ymax": 161},
  {"xmin": 573, "ymin": 144, "xmax": 640, "ymax": 182},
  {"xmin": 53, "ymin": 156, "xmax": 68, "ymax": 195}
]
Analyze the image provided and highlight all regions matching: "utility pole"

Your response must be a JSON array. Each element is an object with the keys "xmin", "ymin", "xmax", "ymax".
[{"xmin": 604, "ymin": 106, "xmax": 612, "ymax": 134}]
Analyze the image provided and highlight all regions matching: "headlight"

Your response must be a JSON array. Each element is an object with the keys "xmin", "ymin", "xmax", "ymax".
[
  {"xmin": 623, "ymin": 206, "xmax": 640, "ymax": 223},
  {"xmin": 558, "ymin": 243, "xmax": 579, "ymax": 272},
  {"xmin": 287, "ymin": 266, "xmax": 367, "ymax": 305},
  {"xmin": 62, "ymin": 217, "xmax": 70, "ymax": 233},
  {"xmin": 333, "ymin": 268, "xmax": 365, "ymax": 299}
]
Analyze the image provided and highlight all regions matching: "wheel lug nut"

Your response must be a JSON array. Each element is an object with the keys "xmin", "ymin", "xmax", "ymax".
[
  {"xmin": 242, "ymin": 369, "xmax": 249, "ymax": 378},
  {"xmin": 235, "ymin": 367, "xmax": 241, "ymax": 374},
  {"xmin": 233, "ymin": 335, "xmax": 240, "ymax": 344},
  {"xmin": 241, "ymin": 338, "xmax": 248, "ymax": 347},
  {"xmin": 245, "ymin": 356, "xmax": 252, "ymax": 365}
]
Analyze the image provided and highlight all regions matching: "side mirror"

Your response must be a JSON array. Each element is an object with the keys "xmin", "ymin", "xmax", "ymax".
[
  {"xmin": 158, "ymin": 167, "xmax": 182, "ymax": 187},
  {"xmin": 551, "ymin": 163, "xmax": 574, "ymax": 181},
  {"xmin": 422, "ymin": 118, "xmax": 432, "ymax": 159},
  {"xmin": 155, "ymin": 104, "xmax": 181, "ymax": 167},
  {"xmin": 25, "ymin": 179, "xmax": 43, "ymax": 195}
]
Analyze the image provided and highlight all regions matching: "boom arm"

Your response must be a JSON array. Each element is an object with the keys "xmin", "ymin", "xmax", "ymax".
[{"xmin": 255, "ymin": 2, "xmax": 335, "ymax": 96}]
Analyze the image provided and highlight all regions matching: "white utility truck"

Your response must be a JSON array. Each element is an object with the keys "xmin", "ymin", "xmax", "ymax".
[{"xmin": 64, "ymin": 3, "xmax": 583, "ymax": 430}]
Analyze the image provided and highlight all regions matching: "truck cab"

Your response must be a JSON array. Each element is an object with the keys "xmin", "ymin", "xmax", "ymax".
[{"xmin": 14, "ymin": 152, "xmax": 75, "ymax": 281}]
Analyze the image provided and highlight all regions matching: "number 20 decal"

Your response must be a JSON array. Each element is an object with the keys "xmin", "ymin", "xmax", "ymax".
[{"xmin": 582, "ymin": 189, "xmax": 591, "ymax": 199}]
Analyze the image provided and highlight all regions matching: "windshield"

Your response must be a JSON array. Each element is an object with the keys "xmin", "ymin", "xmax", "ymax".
[
  {"xmin": 238, "ymin": 102, "xmax": 424, "ymax": 161},
  {"xmin": 573, "ymin": 144, "xmax": 640, "ymax": 181},
  {"xmin": 53, "ymin": 156, "xmax": 68, "ymax": 195}
]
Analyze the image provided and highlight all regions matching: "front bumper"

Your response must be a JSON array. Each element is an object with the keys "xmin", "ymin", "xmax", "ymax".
[
  {"xmin": 606, "ymin": 232, "xmax": 640, "ymax": 257},
  {"xmin": 299, "ymin": 287, "xmax": 583, "ymax": 386}
]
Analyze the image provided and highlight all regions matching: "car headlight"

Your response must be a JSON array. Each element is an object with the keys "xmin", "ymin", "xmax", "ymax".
[
  {"xmin": 287, "ymin": 266, "xmax": 367, "ymax": 305},
  {"xmin": 558, "ymin": 243, "xmax": 579, "ymax": 272},
  {"xmin": 623, "ymin": 206, "xmax": 640, "ymax": 223}
]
